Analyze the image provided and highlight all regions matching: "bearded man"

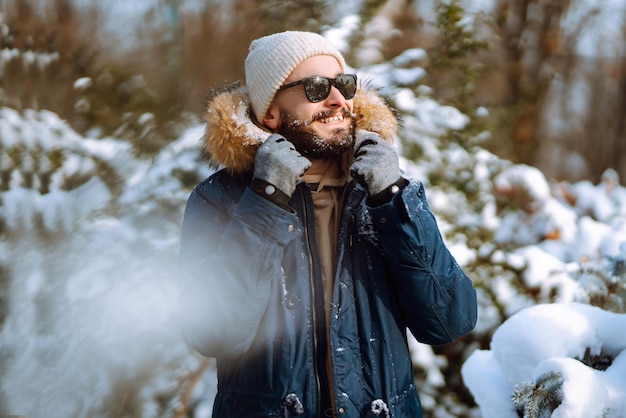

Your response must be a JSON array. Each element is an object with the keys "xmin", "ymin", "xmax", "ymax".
[{"xmin": 178, "ymin": 31, "xmax": 477, "ymax": 418}]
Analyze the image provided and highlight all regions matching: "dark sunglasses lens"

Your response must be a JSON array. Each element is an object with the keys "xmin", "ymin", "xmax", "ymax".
[
  {"xmin": 335, "ymin": 75, "xmax": 356, "ymax": 99},
  {"xmin": 304, "ymin": 78, "xmax": 331, "ymax": 102},
  {"xmin": 302, "ymin": 75, "xmax": 357, "ymax": 102}
]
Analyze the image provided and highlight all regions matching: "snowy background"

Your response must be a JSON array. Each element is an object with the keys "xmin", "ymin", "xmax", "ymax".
[{"xmin": 1, "ymin": 0, "xmax": 626, "ymax": 417}]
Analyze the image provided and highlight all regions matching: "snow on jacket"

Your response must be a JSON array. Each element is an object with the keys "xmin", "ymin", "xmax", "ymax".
[{"xmin": 178, "ymin": 83, "xmax": 478, "ymax": 417}]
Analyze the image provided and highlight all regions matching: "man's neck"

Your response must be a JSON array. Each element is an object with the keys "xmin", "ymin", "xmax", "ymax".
[{"xmin": 305, "ymin": 158, "xmax": 334, "ymax": 176}]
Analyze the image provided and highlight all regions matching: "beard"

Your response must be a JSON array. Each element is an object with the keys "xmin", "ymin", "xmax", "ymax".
[{"xmin": 277, "ymin": 108, "xmax": 355, "ymax": 159}]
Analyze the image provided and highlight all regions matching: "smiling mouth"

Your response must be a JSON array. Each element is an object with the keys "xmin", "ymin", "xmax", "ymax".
[
  {"xmin": 315, "ymin": 108, "xmax": 353, "ymax": 126},
  {"xmin": 318, "ymin": 114, "xmax": 346, "ymax": 124}
]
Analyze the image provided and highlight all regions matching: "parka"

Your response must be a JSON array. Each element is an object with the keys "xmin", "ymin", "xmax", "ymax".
[{"xmin": 178, "ymin": 83, "xmax": 478, "ymax": 417}]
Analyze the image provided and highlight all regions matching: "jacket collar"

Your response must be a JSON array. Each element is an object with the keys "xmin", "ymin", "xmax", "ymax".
[{"xmin": 202, "ymin": 83, "xmax": 399, "ymax": 175}]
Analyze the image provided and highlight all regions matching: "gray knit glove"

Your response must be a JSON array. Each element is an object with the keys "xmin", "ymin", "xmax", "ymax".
[
  {"xmin": 253, "ymin": 133, "xmax": 311, "ymax": 198},
  {"xmin": 350, "ymin": 130, "xmax": 401, "ymax": 196}
]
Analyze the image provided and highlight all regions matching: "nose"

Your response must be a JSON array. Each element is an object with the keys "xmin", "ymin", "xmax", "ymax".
[{"xmin": 323, "ymin": 86, "xmax": 347, "ymax": 108}]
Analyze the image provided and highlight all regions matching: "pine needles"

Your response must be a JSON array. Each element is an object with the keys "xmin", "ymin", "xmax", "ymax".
[{"xmin": 512, "ymin": 370, "xmax": 564, "ymax": 418}]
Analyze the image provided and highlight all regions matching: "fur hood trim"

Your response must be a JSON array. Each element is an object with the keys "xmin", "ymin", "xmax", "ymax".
[{"xmin": 202, "ymin": 83, "xmax": 399, "ymax": 175}]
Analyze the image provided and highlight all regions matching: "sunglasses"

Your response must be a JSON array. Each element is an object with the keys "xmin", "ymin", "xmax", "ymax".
[{"xmin": 276, "ymin": 74, "xmax": 358, "ymax": 103}]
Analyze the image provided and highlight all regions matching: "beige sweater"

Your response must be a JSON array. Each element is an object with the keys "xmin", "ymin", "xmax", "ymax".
[{"xmin": 303, "ymin": 158, "xmax": 349, "ymax": 323}]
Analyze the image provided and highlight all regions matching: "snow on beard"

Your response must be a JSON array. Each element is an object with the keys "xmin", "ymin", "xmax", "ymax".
[{"xmin": 277, "ymin": 107, "xmax": 355, "ymax": 159}]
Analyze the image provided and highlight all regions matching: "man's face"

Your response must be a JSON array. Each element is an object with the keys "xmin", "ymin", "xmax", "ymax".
[{"xmin": 264, "ymin": 55, "xmax": 355, "ymax": 159}]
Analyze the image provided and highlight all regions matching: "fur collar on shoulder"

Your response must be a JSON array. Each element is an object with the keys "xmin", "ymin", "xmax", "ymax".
[{"xmin": 202, "ymin": 83, "xmax": 399, "ymax": 175}]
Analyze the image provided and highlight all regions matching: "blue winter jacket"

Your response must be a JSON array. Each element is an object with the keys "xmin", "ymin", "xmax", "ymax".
[{"xmin": 178, "ymin": 85, "xmax": 477, "ymax": 417}]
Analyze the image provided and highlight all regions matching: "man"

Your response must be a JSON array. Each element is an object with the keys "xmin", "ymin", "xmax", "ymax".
[{"xmin": 178, "ymin": 31, "xmax": 477, "ymax": 417}]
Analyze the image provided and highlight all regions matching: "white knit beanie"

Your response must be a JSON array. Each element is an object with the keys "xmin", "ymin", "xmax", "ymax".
[{"xmin": 245, "ymin": 31, "xmax": 347, "ymax": 124}]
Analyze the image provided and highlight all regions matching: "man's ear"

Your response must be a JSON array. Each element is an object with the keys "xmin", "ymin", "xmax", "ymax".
[{"xmin": 263, "ymin": 104, "xmax": 280, "ymax": 131}]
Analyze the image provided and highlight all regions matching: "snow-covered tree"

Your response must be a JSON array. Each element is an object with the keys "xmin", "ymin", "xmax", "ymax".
[{"xmin": 1, "ymin": 1, "xmax": 626, "ymax": 417}]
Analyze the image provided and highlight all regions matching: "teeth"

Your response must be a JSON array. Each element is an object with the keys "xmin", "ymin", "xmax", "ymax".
[{"xmin": 320, "ymin": 115, "xmax": 344, "ymax": 124}]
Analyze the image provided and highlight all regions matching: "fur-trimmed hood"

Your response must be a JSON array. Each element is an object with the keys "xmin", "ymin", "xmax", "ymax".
[{"xmin": 202, "ymin": 84, "xmax": 399, "ymax": 175}]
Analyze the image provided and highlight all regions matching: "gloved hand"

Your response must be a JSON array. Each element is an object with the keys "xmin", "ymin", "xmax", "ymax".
[
  {"xmin": 253, "ymin": 133, "xmax": 311, "ymax": 198},
  {"xmin": 350, "ymin": 130, "xmax": 401, "ymax": 196}
]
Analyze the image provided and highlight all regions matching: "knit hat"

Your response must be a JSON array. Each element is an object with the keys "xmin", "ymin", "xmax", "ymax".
[{"xmin": 245, "ymin": 31, "xmax": 347, "ymax": 124}]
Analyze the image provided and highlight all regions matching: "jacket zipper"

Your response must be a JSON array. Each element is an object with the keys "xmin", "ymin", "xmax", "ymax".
[
  {"xmin": 298, "ymin": 181, "xmax": 359, "ymax": 415},
  {"xmin": 298, "ymin": 186, "xmax": 331, "ymax": 415},
  {"xmin": 338, "ymin": 181, "xmax": 359, "ymax": 250}
]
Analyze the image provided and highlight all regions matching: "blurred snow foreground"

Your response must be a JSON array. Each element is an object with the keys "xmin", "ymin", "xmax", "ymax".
[
  {"xmin": 0, "ymin": 107, "xmax": 214, "ymax": 417},
  {"xmin": 1, "ymin": 51, "xmax": 626, "ymax": 418}
]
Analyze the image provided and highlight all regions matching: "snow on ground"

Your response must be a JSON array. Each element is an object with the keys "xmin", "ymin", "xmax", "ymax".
[{"xmin": 463, "ymin": 303, "xmax": 626, "ymax": 418}]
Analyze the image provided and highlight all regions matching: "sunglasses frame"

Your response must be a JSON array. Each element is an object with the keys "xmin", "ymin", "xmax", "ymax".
[{"xmin": 276, "ymin": 74, "xmax": 358, "ymax": 103}]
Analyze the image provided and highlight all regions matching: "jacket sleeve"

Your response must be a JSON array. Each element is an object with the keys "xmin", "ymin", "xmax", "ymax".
[
  {"xmin": 178, "ymin": 179, "xmax": 300, "ymax": 358},
  {"xmin": 368, "ymin": 179, "xmax": 477, "ymax": 345}
]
